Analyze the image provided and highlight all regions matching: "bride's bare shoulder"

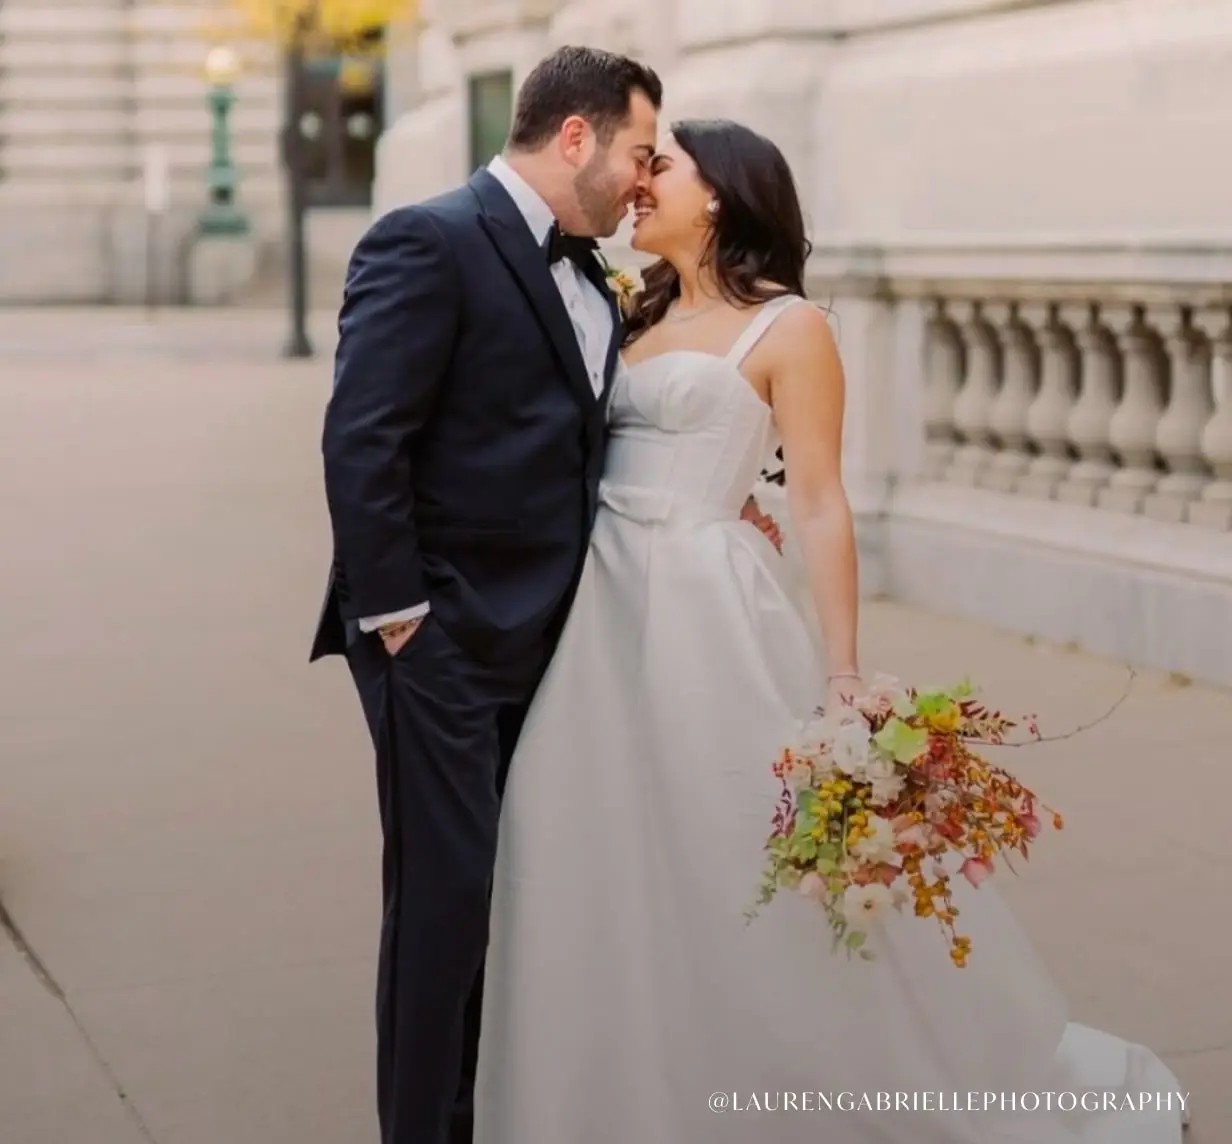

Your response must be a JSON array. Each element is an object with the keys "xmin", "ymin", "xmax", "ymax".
[
  {"xmin": 756, "ymin": 299, "xmax": 844, "ymax": 389},
  {"xmin": 766, "ymin": 298, "xmax": 837, "ymax": 352}
]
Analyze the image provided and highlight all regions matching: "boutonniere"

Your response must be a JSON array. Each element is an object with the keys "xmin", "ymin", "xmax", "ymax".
[{"xmin": 596, "ymin": 252, "xmax": 640, "ymax": 318}]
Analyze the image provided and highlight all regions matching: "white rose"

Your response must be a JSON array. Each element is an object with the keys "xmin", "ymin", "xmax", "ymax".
[
  {"xmin": 872, "ymin": 672, "xmax": 913, "ymax": 710},
  {"xmin": 864, "ymin": 751, "xmax": 898, "ymax": 782},
  {"xmin": 850, "ymin": 815, "xmax": 899, "ymax": 865},
  {"xmin": 842, "ymin": 882, "xmax": 896, "ymax": 928},
  {"xmin": 868, "ymin": 773, "xmax": 906, "ymax": 807},
  {"xmin": 792, "ymin": 718, "xmax": 831, "ymax": 763},
  {"xmin": 855, "ymin": 672, "xmax": 913, "ymax": 719},
  {"xmin": 831, "ymin": 718, "xmax": 871, "ymax": 778},
  {"xmin": 894, "ymin": 822, "xmax": 935, "ymax": 851}
]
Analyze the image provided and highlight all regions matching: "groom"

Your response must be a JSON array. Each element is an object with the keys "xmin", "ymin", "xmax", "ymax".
[{"xmin": 312, "ymin": 45, "xmax": 775, "ymax": 1144}]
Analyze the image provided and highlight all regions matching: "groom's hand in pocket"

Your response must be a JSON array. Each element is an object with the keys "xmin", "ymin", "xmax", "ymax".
[
  {"xmin": 379, "ymin": 617, "xmax": 423, "ymax": 657},
  {"xmin": 742, "ymin": 495, "xmax": 783, "ymax": 553}
]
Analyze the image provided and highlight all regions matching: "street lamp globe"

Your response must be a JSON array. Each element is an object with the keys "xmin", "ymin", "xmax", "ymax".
[
  {"xmin": 198, "ymin": 43, "xmax": 249, "ymax": 238},
  {"xmin": 204, "ymin": 44, "xmax": 241, "ymax": 88}
]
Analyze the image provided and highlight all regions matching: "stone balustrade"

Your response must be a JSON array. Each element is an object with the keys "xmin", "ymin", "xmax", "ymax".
[
  {"xmin": 755, "ymin": 271, "xmax": 1232, "ymax": 686},
  {"xmin": 911, "ymin": 287, "xmax": 1232, "ymax": 531}
]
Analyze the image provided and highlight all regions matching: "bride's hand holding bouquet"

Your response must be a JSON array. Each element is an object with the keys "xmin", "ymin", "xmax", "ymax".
[
  {"xmin": 752, "ymin": 673, "xmax": 1065, "ymax": 968},
  {"xmin": 825, "ymin": 670, "xmax": 865, "ymax": 716}
]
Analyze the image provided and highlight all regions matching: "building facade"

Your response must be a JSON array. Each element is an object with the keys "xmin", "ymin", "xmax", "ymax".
[
  {"xmin": 376, "ymin": 0, "xmax": 1232, "ymax": 687},
  {"xmin": 0, "ymin": 0, "xmax": 382, "ymax": 306}
]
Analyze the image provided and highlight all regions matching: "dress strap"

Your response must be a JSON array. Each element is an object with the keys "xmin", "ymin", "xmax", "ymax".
[{"xmin": 724, "ymin": 294, "xmax": 808, "ymax": 367}]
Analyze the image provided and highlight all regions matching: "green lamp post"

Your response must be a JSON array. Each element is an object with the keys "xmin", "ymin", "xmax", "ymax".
[{"xmin": 199, "ymin": 45, "xmax": 250, "ymax": 236}]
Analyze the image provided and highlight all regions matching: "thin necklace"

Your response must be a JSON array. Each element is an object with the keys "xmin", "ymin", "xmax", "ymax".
[{"xmin": 664, "ymin": 298, "xmax": 723, "ymax": 324}]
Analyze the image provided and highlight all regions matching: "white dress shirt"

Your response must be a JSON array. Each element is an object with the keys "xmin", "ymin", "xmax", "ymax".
[
  {"xmin": 359, "ymin": 154, "xmax": 614, "ymax": 633},
  {"xmin": 487, "ymin": 154, "xmax": 614, "ymax": 395}
]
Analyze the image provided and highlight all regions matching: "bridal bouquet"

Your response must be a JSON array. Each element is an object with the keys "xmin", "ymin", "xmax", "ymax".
[{"xmin": 751, "ymin": 674, "xmax": 1062, "ymax": 967}]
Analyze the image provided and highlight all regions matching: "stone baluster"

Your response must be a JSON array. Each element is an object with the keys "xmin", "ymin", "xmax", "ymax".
[
  {"xmin": 944, "ymin": 301, "xmax": 1001, "ymax": 486},
  {"xmin": 1143, "ymin": 307, "xmax": 1213, "ymax": 522},
  {"xmin": 1019, "ymin": 302, "xmax": 1079, "ymax": 499},
  {"xmin": 1188, "ymin": 308, "xmax": 1232, "ymax": 530},
  {"xmin": 921, "ymin": 299, "xmax": 964, "ymax": 480},
  {"xmin": 1057, "ymin": 304, "xmax": 1121, "ymax": 507},
  {"xmin": 981, "ymin": 302, "xmax": 1039, "ymax": 492},
  {"xmin": 1096, "ymin": 305, "xmax": 1166, "ymax": 514}
]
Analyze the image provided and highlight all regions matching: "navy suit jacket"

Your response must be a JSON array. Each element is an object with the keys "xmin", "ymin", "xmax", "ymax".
[{"xmin": 310, "ymin": 169, "xmax": 622, "ymax": 665}]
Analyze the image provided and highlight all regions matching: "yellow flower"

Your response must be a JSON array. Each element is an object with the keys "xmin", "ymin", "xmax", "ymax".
[
  {"xmin": 602, "ymin": 264, "xmax": 639, "ymax": 315},
  {"xmin": 926, "ymin": 701, "xmax": 963, "ymax": 733}
]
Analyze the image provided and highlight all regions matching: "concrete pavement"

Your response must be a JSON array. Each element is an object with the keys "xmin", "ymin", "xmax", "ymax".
[{"xmin": 1, "ymin": 308, "xmax": 1228, "ymax": 1143}]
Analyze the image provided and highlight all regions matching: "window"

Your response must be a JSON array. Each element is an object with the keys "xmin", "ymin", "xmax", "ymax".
[
  {"xmin": 468, "ymin": 70, "xmax": 514, "ymax": 171},
  {"xmin": 297, "ymin": 37, "xmax": 386, "ymax": 208}
]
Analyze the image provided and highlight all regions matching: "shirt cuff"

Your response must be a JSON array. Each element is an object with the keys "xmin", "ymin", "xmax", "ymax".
[{"xmin": 357, "ymin": 601, "xmax": 430, "ymax": 633}]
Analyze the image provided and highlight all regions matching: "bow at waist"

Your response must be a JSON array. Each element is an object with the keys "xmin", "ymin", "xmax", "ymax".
[{"xmin": 597, "ymin": 480, "xmax": 735, "ymax": 527}]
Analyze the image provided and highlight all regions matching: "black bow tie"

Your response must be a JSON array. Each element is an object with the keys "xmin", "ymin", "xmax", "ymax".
[{"xmin": 545, "ymin": 223, "xmax": 597, "ymax": 268}]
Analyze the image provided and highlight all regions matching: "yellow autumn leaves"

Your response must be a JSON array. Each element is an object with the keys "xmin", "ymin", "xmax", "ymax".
[{"xmin": 219, "ymin": 0, "xmax": 418, "ymax": 45}]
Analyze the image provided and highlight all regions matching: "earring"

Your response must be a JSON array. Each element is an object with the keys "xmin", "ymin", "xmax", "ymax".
[{"xmin": 706, "ymin": 200, "xmax": 719, "ymax": 216}]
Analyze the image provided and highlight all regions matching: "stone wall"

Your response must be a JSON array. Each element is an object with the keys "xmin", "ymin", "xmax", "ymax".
[
  {"xmin": 376, "ymin": 0, "xmax": 1232, "ymax": 252},
  {"xmin": 0, "ymin": 0, "xmax": 283, "ymax": 304},
  {"xmin": 368, "ymin": 0, "xmax": 1232, "ymax": 686}
]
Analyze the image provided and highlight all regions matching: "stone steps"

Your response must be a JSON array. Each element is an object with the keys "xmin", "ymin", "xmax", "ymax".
[
  {"xmin": 0, "ymin": 0, "xmax": 287, "ymax": 301},
  {"xmin": 0, "ymin": 176, "xmax": 283, "ymax": 208},
  {"xmin": 0, "ymin": 0, "xmax": 129, "ymax": 7},
  {"xmin": 0, "ymin": 0, "xmax": 283, "ymax": 188},
  {"xmin": 3, "ymin": 139, "xmax": 133, "ymax": 179},
  {"xmin": 0, "ymin": 39, "xmax": 129, "ymax": 72},
  {"xmin": 2, "ymin": 108, "xmax": 132, "ymax": 138},
  {"xmin": 4, "ymin": 136, "xmax": 279, "ymax": 170},
  {"xmin": 0, "ymin": 73, "xmax": 132, "ymax": 104},
  {"xmin": 5, "ymin": 105, "xmax": 281, "ymax": 139},
  {"xmin": 0, "ymin": 2, "xmax": 128, "ymax": 33}
]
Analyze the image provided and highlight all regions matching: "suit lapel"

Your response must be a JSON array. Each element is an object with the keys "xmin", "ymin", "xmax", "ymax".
[{"xmin": 471, "ymin": 170, "xmax": 597, "ymax": 413}]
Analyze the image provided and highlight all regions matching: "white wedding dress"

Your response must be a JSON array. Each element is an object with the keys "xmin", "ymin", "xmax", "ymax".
[{"xmin": 473, "ymin": 295, "xmax": 1185, "ymax": 1144}]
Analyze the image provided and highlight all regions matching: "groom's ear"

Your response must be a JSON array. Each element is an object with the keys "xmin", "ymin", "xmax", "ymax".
[{"xmin": 559, "ymin": 115, "xmax": 593, "ymax": 167}]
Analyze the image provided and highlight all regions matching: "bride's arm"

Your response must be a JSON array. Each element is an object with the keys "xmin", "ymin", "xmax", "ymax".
[{"xmin": 762, "ymin": 304, "xmax": 861, "ymax": 686}]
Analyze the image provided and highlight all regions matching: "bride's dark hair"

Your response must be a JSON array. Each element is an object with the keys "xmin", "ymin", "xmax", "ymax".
[{"xmin": 623, "ymin": 118, "xmax": 813, "ymax": 345}]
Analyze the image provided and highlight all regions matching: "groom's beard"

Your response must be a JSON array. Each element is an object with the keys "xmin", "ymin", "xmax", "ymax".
[{"xmin": 574, "ymin": 152, "xmax": 624, "ymax": 237}]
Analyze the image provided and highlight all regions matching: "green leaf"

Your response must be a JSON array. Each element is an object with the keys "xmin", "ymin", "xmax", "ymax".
[
  {"xmin": 873, "ymin": 718, "xmax": 929, "ymax": 764},
  {"xmin": 913, "ymin": 692, "xmax": 950, "ymax": 718},
  {"xmin": 791, "ymin": 837, "xmax": 818, "ymax": 862},
  {"xmin": 795, "ymin": 790, "xmax": 820, "ymax": 833},
  {"xmin": 845, "ymin": 930, "xmax": 867, "ymax": 950},
  {"xmin": 816, "ymin": 842, "xmax": 841, "ymax": 864}
]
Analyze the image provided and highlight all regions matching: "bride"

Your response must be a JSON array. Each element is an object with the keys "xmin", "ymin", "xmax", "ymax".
[{"xmin": 473, "ymin": 119, "xmax": 1186, "ymax": 1144}]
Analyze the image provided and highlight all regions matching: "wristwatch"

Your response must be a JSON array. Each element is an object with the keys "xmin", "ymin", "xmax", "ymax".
[{"xmin": 379, "ymin": 619, "xmax": 419, "ymax": 640}]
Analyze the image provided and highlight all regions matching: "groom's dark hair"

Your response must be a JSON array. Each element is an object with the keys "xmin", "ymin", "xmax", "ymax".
[{"xmin": 507, "ymin": 46, "xmax": 662, "ymax": 151}]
